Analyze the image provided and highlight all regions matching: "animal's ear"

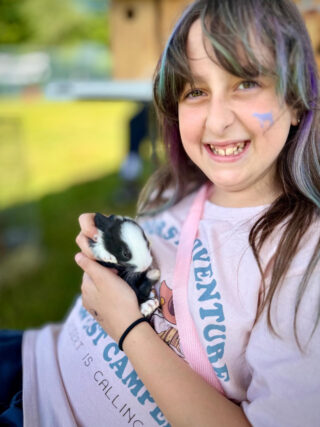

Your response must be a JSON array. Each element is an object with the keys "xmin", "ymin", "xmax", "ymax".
[{"xmin": 94, "ymin": 213, "xmax": 115, "ymax": 231}]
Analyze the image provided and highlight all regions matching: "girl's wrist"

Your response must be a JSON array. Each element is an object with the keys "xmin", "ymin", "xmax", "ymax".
[
  {"xmin": 103, "ymin": 308, "xmax": 145, "ymax": 344},
  {"xmin": 119, "ymin": 317, "xmax": 150, "ymax": 351},
  {"xmin": 121, "ymin": 319, "xmax": 153, "ymax": 352}
]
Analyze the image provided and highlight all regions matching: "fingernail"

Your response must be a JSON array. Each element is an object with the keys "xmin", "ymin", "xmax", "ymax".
[{"xmin": 93, "ymin": 234, "xmax": 98, "ymax": 242}]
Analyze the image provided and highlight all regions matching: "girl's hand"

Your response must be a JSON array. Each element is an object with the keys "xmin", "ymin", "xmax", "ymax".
[
  {"xmin": 75, "ymin": 254, "xmax": 141, "ymax": 342},
  {"xmin": 75, "ymin": 213, "xmax": 142, "ymax": 342},
  {"xmin": 75, "ymin": 213, "xmax": 98, "ymax": 259}
]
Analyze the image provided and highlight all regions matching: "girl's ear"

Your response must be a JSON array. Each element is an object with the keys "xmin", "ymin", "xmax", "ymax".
[{"xmin": 290, "ymin": 109, "xmax": 300, "ymax": 126}]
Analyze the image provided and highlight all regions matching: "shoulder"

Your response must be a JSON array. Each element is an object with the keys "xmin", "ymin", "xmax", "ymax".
[
  {"xmin": 139, "ymin": 190, "xmax": 198, "ymax": 226},
  {"xmin": 246, "ymin": 214, "xmax": 320, "ymax": 352},
  {"xmin": 247, "ymin": 215, "xmax": 320, "ymax": 352},
  {"xmin": 259, "ymin": 212, "xmax": 320, "ymax": 277},
  {"xmin": 267, "ymin": 214, "xmax": 320, "ymax": 338}
]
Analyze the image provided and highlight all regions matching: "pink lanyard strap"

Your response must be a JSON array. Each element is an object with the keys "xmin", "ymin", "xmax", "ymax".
[{"xmin": 172, "ymin": 183, "xmax": 225, "ymax": 394}]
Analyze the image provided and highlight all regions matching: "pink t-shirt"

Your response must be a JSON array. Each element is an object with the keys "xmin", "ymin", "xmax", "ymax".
[{"xmin": 22, "ymin": 191, "xmax": 320, "ymax": 426}]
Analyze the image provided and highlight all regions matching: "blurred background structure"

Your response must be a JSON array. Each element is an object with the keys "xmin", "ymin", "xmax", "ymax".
[{"xmin": 0, "ymin": 0, "xmax": 319, "ymax": 329}]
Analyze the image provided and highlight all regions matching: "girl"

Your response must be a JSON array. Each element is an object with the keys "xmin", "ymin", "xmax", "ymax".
[{"xmin": 3, "ymin": 0, "xmax": 319, "ymax": 426}]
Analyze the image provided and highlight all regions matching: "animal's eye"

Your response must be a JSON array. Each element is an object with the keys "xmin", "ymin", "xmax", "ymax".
[{"xmin": 121, "ymin": 248, "xmax": 131, "ymax": 260}]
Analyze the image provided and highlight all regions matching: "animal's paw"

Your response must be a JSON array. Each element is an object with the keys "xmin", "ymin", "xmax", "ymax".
[
  {"xmin": 140, "ymin": 298, "xmax": 160, "ymax": 317},
  {"xmin": 101, "ymin": 253, "xmax": 117, "ymax": 263},
  {"xmin": 146, "ymin": 268, "xmax": 160, "ymax": 281}
]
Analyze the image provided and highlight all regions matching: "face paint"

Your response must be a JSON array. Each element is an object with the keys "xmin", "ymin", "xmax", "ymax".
[{"xmin": 252, "ymin": 112, "xmax": 274, "ymax": 128}]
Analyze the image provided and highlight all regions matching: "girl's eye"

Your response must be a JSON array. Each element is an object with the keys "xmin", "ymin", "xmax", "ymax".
[
  {"xmin": 185, "ymin": 89, "xmax": 205, "ymax": 99},
  {"xmin": 238, "ymin": 80, "xmax": 260, "ymax": 90}
]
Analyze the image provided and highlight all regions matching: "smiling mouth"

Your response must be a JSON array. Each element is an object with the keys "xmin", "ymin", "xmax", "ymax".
[{"xmin": 208, "ymin": 141, "xmax": 250, "ymax": 157}]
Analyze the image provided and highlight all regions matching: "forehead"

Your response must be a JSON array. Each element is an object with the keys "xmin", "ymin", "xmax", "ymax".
[
  {"xmin": 186, "ymin": 19, "xmax": 210, "ymax": 61},
  {"xmin": 185, "ymin": 18, "xmax": 274, "ymax": 75}
]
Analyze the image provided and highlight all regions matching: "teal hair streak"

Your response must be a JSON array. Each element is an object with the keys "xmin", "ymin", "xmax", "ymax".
[
  {"xmin": 199, "ymin": 3, "xmax": 273, "ymax": 80},
  {"xmin": 201, "ymin": 32, "xmax": 244, "ymax": 76},
  {"xmin": 199, "ymin": 5, "xmax": 248, "ymax": 77}
]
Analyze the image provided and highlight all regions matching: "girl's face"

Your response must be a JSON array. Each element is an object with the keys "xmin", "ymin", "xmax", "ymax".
[{"xmin": 178, "ymin": 20, "xmax": 298, "ymax": 207}]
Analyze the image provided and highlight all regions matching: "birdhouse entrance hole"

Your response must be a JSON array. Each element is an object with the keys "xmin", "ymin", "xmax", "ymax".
[{"xmin": 125, "ymin": 7, "xmax": 135, "ymax": 19}]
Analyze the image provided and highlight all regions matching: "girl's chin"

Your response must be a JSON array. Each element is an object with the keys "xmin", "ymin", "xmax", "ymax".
[{"xmin": 205, "ymin": 170, "xmax": 255, "ymax": 196}]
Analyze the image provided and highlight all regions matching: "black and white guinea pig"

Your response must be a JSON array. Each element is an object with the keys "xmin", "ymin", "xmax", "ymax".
[{"xmin": 88, "ymin": 213, "xmax": 160, "ymax": 317}]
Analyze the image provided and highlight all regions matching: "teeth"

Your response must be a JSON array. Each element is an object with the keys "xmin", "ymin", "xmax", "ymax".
[
  {"xmin": 225, "ymin": 147, "xmax": 234, "ymax": 155},
  {"xmin": 209, "ymin": 142, "xmax": 246, "ymax": 156}
]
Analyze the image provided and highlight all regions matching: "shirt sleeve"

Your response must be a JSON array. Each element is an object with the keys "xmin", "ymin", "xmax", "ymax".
[{"xmin": 241, "ymin": 269, "xmax": 320, "ymax": 427}]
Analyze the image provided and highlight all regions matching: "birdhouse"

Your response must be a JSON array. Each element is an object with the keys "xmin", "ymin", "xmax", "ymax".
[{"xmin": 110, "ymin": 0, "xmax": 192, "ymax": 79}]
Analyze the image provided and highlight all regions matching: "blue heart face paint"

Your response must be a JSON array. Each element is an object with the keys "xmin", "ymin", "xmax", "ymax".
[{"xmin": 252, "ymin": 112, "xmax": 274, "ymax": 128}]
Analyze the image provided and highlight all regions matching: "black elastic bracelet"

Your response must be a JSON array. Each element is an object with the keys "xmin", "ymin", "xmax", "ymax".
[{"xmin": 118, "ymin": 317, "xmax": 149, "ymax": 351}]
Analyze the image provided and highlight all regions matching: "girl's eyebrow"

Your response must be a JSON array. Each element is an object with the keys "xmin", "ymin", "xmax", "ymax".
[
  {"xmin": 187, "ymin": 74, "xmax": 207, "ymax": 85},
  {"xmin": 187, "ymin": 72, "xmax": 240, "ymax": 85}
]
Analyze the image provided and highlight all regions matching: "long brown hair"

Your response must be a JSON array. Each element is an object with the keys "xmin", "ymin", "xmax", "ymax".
[{"xmin": 138, "ymin": 0, "xmax": 320, "ymax": 345}]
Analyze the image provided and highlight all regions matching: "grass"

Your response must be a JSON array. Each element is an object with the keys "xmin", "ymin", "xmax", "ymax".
[{"xmin": 0, "ymin": 97, "xmax": 156, "ymax": 329}]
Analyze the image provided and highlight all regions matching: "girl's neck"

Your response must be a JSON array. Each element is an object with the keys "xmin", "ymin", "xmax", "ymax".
[{"xmin": 208, "ymin": 185, "xmax": 282, "ymax": 208}]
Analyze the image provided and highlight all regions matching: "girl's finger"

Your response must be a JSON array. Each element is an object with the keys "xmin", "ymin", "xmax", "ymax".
[
  {"xmin": 75, "ymin": 252, "xmax": 115, "ymax": 284},
  {"xmin": 75, "ymin": 232, "xmax": 96, "ymax": 258},
  {"xmin": 80, "ymin": 272, "xmax": 97, "ymax": 300},
  {"xmin": 78, "ymin": 213, "xmax": 98, "ymax": 240}
]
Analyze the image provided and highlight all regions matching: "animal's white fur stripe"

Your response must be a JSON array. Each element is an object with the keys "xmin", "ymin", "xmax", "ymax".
[
  {"xmin": 91, "ymin": 229, "xmax": 117, "ymax": 264},
  {"xmin": 120, "ymin": 221, "xmax": 152, "ymax": 272}
]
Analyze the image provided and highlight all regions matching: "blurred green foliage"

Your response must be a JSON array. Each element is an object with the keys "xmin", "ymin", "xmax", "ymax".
[{"xmin": 0, "ymin": 0, "xmax": 109, "ymax": 47}]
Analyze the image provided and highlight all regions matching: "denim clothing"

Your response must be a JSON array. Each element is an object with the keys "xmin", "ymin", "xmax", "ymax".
[{"xmin": 0, "ymin": 330, "xmax": 23, "ymax": 426}]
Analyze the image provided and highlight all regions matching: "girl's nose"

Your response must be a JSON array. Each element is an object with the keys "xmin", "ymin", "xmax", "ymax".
[{"xmin": 204, "ymin": 96, "xmax": 235, "ymax": 136}]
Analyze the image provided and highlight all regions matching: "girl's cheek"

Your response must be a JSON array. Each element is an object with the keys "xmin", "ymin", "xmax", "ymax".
[
  {"xmin": 179, "ymin": 108, "xmax": 203, "ymax": 135},
  {"xmin": 239, "ymin": 108, "xmax": 275, "ymax": 134},
  {"xmin": 252, "ymin": 111, "xmax": 274, "ymax": 129}
]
